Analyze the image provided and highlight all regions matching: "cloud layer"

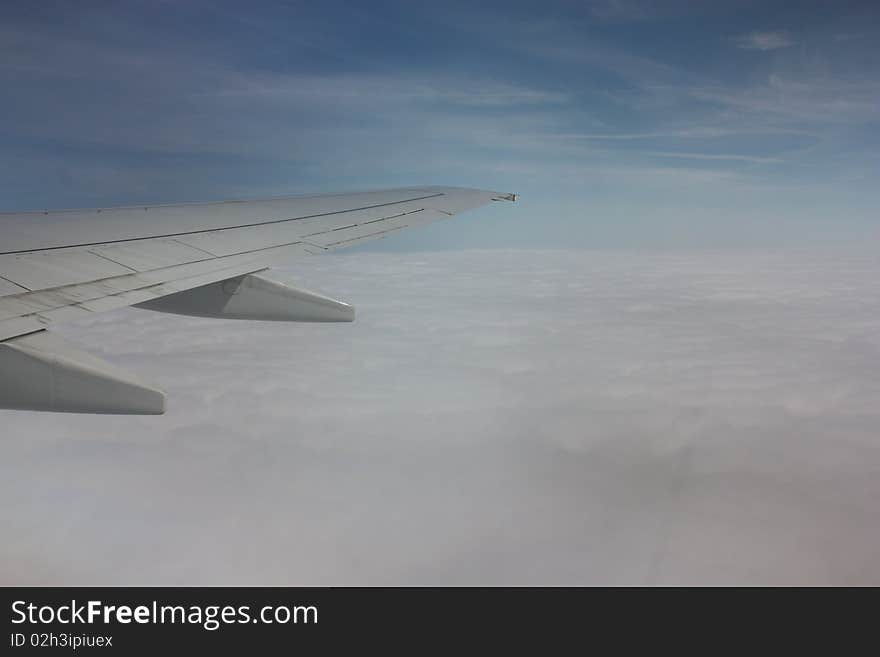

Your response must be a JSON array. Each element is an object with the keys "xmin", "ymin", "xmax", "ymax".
[{"xmin": 2, "ymin": 248, "xmax": 879, "ymax": 585}]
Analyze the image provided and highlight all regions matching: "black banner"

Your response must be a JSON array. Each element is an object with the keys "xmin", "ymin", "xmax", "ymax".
[{"xmin": 0, "ymin": 586, "xmax": 860, "ymax": 651}]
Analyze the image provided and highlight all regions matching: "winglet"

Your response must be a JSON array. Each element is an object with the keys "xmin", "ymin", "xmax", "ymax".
[{"xmin": 492, "ymin": 192, "xmax": 517, "ymax": 202}]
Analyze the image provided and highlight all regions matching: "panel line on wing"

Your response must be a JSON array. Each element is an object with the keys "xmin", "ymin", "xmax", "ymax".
[
  {"xmin": 309, "ymin": 224, "xmax": 409, "ymax": 250},
  {"xmin": 0, "ymin": 275, "xmax": 31, "ymax": 293},
  {"xmin": 0, "ymin": 193, "xmax": 444, "ymax": 256},
  {"xmin": 171, "ymin": 238, "xmax": 221, "ymax": 258},
  {"xmin": 301, "ymin": 208, "xmax": 425, "ymax": 240},
  {"xmin": 86, "ymin": 250, "xmax": 140, "ymax": 273}
]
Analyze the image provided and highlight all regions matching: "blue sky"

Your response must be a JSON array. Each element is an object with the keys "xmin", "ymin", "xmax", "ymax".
[{"xmin": 1, "ymin": 0, "xmax": 878, "ymax": 248}]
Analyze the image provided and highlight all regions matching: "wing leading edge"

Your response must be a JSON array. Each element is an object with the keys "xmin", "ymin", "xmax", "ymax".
[{"xmin": 0, "ymin": 186, "xmax": 515, "ymax": 414}]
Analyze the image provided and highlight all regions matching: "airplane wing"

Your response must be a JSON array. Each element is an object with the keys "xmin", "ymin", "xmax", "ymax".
[{"xmin": 0, "ymin": 186, "xmax": 515, "ymax": 414}]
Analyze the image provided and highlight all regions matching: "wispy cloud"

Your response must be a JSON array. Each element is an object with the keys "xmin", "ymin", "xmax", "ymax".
[
  {"xmin": 555, "ymin": 126, "xmax": 813, "ymax": 140},
  {"xmin": 199, "ymin": 73, "xmax": 568, "ymax": 107},
  {"xmin": 691, "ymin": 76, "xmax": 880, "ymax": 122},
  {"xmin": 736, "ymin": 31, "xmax": 796, "ymax": 51},
  {"xmin": 832, "ymin": 32, "xmax": 865, "ymax": 42},
  {"xmin": 588, "ymin": 0, "xmax": 653, "ymax": 22},
  {"xmin": 641, "ymin": 151, "xmax": 784, "ymax": 164}
]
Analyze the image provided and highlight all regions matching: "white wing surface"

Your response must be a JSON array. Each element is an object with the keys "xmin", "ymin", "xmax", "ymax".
[{"xmin": 0, "ymin": 186, "xmax": 515, "ymax": 414}]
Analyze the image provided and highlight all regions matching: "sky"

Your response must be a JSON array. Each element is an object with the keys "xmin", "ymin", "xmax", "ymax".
[
  {"xmin": 1, "ymin": 0, "xmax": 878, "ymax": 248},
  {"xmin": 2, "ymin": 2, "xmax": 880, "ymax": 586}
]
